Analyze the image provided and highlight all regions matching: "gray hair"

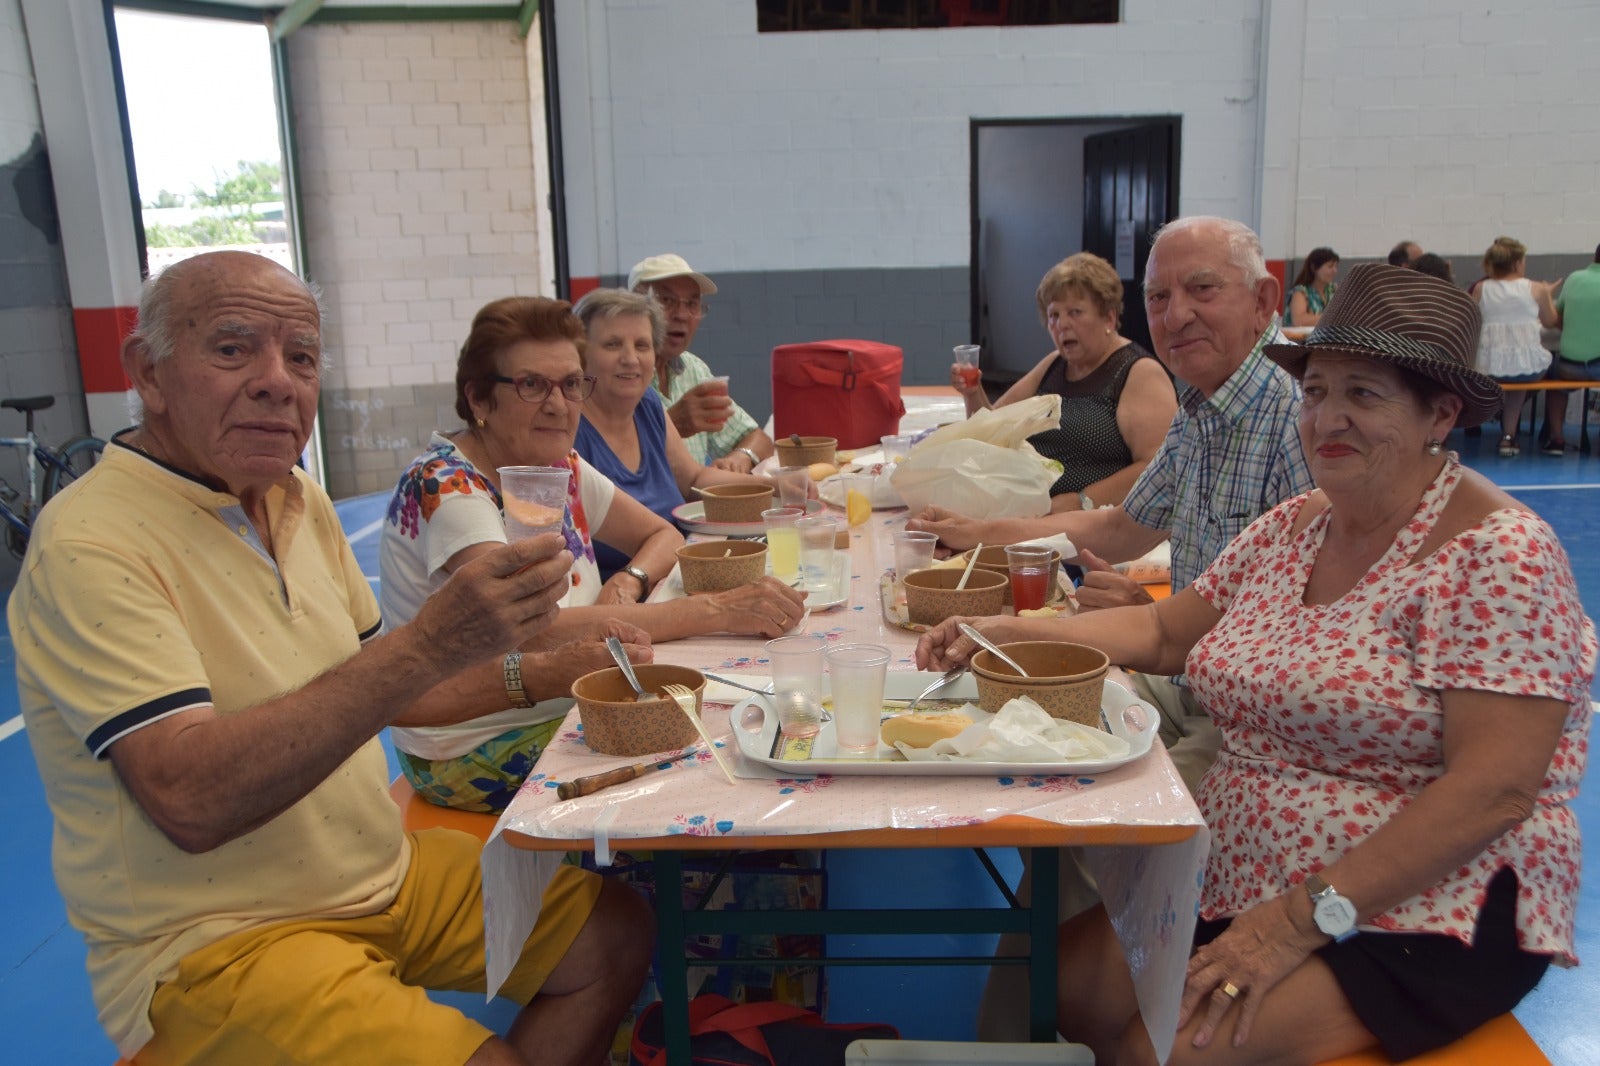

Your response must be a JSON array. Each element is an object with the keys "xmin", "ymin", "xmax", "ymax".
[
  {"xmin": 1146, "ymin": 216, "xmax": 1269, "ymax": 292},
  {"xmin": 572, "ymin": 287, "xmax": 666, "ymax": 353}
]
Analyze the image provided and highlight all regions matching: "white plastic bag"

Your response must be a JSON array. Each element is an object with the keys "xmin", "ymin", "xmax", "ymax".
[{"xmin": 889, "ymin": 394, "xmax": 1062, "ymax": 518}]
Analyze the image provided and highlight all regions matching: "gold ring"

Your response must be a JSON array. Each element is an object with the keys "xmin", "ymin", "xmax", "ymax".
[{"xmin": 1221, "ymin": 981, "xmax": 1241, "ymax": 1000}]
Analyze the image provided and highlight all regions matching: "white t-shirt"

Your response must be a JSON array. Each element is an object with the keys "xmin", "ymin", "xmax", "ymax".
[{"xmin": 378, "ymin": 432, "xmax": 616, "ymax": 758}]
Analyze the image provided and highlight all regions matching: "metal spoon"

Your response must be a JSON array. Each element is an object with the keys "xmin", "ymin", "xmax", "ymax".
[
  {"xmin": 605, "ymin": 635, "xmax": 653, "ymax": 701},
  {"xmin": 958, "ymin": 622, "xmax": 1030, "ymax": 677},
  {"xmin": 906, "ymin": 665, "xmax": 966, "ymax": 712}
]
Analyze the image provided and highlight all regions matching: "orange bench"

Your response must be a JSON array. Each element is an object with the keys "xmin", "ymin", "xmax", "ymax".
[
  {"xmin": 1318, "ymin": 1013, "xmax": 1548, "ymax": 1065},
  {"xmin": 387, "ymin": 775, "xmax": 497, "ymax": 842},
  {"xmin": 1500, "ymin": 379, "xmax": 1595, "ymax": 451}
]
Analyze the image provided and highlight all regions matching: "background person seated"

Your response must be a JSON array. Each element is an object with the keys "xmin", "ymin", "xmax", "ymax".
[
  {"xmin": 1285, "ymin": 246, "xmax": 1339, "ymax": 326},
  {"xmin": 380, "ymin": 295, "xmax": 806, "ymax": 812},
  {"xmin": 921, "ymin": 263, "xmax": 1594, "ymax": 1065},
  {"xmin": 627, "ymin": 253, "xmax": 775, "ymax": 472},
  {"xmin": 950, "ymin": 252, "xmax": 1176, "ymax": 513},
  {"xmin": 1474, "ymin": 235, "xmax": 1562, "ymax": 456},
  {"xmin": 11, "ymin": 251, "xmax": 653, "ymax": 1065}
]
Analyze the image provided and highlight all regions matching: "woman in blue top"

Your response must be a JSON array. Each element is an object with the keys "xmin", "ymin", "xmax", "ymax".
[
  {"xmin": 1287, "ymin": 247, "xmax": 1340, "ymax": 326},
  {"xmin": 574, "ymin": 288, "xmax": 775, "ymax": 580}
]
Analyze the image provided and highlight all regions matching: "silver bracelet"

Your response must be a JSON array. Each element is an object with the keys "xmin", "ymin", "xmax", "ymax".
[
  {"xmin": 735, "ymin": 446, "xmax": 761, "ymax": 468},
  {"xmin": 503, "ymin": 652, "xmax": 532, "ymax": 708}
]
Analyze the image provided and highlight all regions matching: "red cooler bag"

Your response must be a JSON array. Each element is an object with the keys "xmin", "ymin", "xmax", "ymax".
[{"xmin": 771, "ymin": 340, "xmax": 906, "ymax": 450}]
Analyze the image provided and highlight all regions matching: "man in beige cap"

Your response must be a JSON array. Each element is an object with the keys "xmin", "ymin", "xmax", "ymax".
[{"xmin": 628, "ymin": 253, "xmax": 775, "ymax": 471}]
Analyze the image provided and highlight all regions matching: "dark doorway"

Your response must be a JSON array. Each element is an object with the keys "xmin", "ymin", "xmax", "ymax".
[
  {"xmin": 970, "ymin": 116, "xmax": 1180, "ymax": 390},
  {"xmin": 1082, "ymin": 120, "xmax": 1180, "ymax": 355}
]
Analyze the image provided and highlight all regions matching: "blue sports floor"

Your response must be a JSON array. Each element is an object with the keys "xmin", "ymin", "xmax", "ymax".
[{"xmin": 2, "ymin": 426, "xmax": 1597, "ymax": 1064}]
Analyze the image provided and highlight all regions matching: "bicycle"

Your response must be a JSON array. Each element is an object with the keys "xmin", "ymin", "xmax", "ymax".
[{"xmin": 0, "ymin": 395, "xmax": 106, "ymax": 558}]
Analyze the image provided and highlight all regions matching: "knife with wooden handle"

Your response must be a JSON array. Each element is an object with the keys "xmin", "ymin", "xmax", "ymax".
[{"xmin": 556, "ymin": 748, "xmax": 701, "ymax": 800}]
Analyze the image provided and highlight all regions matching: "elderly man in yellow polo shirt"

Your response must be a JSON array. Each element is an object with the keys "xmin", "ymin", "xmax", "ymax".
[{"xmin": 8, "ymin": 251, "xmax": 652, "ymax": 1065}]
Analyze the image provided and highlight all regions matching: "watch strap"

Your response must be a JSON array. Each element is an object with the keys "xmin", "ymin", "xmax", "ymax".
[
  {"xmin": 735, "ymin": 446, "xmax": 762, "ymax": 468},
  {"xmin": 621, "ymin": 565, "xmax": 653, "ymax": 600},
  {"xmin": 503, "ymin": 652, "xmax": 533, "ymax": 708}
]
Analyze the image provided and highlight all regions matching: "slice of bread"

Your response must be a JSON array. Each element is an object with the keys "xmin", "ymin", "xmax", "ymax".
[{"xmin": 881, "ymin": 711, "xmax": 974, "ymax": 748}]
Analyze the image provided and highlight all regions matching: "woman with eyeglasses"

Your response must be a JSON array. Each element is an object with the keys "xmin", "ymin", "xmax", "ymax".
[
  {"xmin": 378, "ymin": 296, "xmax": 807, "ymax": 812},
  {"xmin": 573, "ymin": 288, "xmax": 779, "ymax": 579}
]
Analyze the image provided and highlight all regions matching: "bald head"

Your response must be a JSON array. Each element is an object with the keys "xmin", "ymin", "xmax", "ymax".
[{"xmin": 132, "ymin": 252, "xmax": 323, "ymax": 366}]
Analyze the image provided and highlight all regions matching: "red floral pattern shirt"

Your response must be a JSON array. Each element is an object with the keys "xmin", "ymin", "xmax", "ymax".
[{"xmin": 1188, "ymin": 457, "xmax": 1594, "ymax": 963}]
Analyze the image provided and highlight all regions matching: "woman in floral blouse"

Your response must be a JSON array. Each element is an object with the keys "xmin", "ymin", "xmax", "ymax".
[
  {"xmin": 918, "ymin": 264, "xmax": 1594, "ymax": 1063},
  {"xmin": 379, "ymin": 297, "xmax": 806, "ymax": 811}
]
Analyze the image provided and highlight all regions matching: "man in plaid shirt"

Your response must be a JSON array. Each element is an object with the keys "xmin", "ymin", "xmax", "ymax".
[{"xmin": 914, "ymin": 217, "xmax": 1313, "ymax": 1038}]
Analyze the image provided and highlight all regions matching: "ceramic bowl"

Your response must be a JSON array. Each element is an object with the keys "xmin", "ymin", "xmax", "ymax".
[
  {"xmin": 774, "ymin": 435, "xmax": 838, "ymax": 468},
  {"xmin": 697, "ymin": 482, "xmax": 775, "ymax": 524},
  {"xmin": 970, "ymin": 641, "xmax": 1109, "ymax": 728},
  {"xmin": 676, "ymin": 539, "xmax": 767, "ymax": 594},
  {"xmin": 901, "ymin": 566, "xmax": 1007, "ymax": 626},
  {"xmin": 963, "ymin": 545, "xmax": 1062, "ymax": 606},
  {"xmin": 571, "ymin": 664, "xmax": 706, "ymax": 756}
]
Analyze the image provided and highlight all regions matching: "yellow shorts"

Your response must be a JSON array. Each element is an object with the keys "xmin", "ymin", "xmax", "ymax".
[{"xmin": 136, "ymin": 828, "xmax": 602, "ymax": 1066}]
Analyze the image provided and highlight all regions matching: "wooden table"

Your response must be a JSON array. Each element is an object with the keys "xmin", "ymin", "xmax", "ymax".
[{"xmin": 481, "ymin": 505, "xmax": 1206, "ymax": 1063}]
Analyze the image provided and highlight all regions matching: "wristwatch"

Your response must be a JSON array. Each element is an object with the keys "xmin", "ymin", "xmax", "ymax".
[
  {"xmin": 503, "ymin": 652, "xmax": 532, "ymax": 708},
  {"xmin": 621, "ymin": 565, "xmax": 653, "ymax": 601},
  {"xmin": 735, "ymin": 446, "xmax": 762, "ymax": 469},
  {"xmin": 1304, "ymin": 873, "xmax": 1358, "ymax": 941}
]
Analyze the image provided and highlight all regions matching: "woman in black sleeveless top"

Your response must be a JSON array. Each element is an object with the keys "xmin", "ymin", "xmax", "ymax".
[{"xmin": 952, "ymin": 252, "xmax": 1176, "ymax": 512}]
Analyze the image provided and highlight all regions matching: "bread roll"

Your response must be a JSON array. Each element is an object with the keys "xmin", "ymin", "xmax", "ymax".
[
  {"xmin": 807, "ymin": 462, "xmax": 838, "ymax": 481},
  {"xmin": 881, "ymin": 711, "xmax": 973, "ymax": 748}
]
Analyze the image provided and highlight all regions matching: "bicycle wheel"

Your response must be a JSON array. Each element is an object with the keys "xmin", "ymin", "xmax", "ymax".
[{"xmin": 42, "ymin": 435, "xmax": 106, "ymax": 502}]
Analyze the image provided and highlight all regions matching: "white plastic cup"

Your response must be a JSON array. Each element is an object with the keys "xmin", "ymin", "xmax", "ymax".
[
  {"xmin": 775, "ymin": 465, "xmax": 810, "ymax": 510},
  {"xmin": 795, "ymin": 515, "xmax": 839, "ymax": 594},
  {"xmin": 767, "ymin": 633, "xmax": 828, "ymax": 737},
  {"xmin": 762, "ymin": 507, "xmax": 804, "ymax": 583},
  {"xmin": 498, "ymin": 465, "xmax": 569, "ymax": 540},
  {"xmin": 892, "ymin": 529, "xmax": 938, "ymax": 578},
  {"xmin": 826, "ymin": 643, "xmax": 890, "ymax": 753}
]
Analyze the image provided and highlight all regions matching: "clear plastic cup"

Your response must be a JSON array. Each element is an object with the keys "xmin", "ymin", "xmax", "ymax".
[
  {"xmin": 880, "ymin": 434, "xmax": 914, "ymax": 463},
  {"xmin": 775, "ymin": 465, "xmax": 811, "ymax": 510},
  {"xmin": 767, "ymin": 633, "xmax": 828, "ymax": 737},
  {"xmin": 762, "ymin": 507, "xmax": 804, "ymax": 583},
  {"xmin": 497, "ymin": 465, "xmax": 570, "ymax": 540},
  {"xmin": 953, "ymin": 344, "xmax": 982, "ymax": 390},
  {"xmin": 826, "ymin": 643, "xmax": 890, "ymax": 753},
  {"xmin": 795, "ymin": 515, "xmax": 839, "ymax": 594},
  {"xmin": 892, "ymin": 529, "xmax": 938, "ymax": 579},
  {"xmin": 1005, "ymin": 544, "xmax": 1055, "ymax": 612}
]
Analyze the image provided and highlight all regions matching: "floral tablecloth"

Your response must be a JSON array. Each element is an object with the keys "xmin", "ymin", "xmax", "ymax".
[{"xmin": 481, "ymin": 508, "xmax": 1208, "ymax": 1062}]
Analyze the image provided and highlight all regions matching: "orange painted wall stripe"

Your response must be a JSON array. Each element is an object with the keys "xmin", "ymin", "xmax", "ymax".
[
  {"xmin": 71, "ymin": 306, "xmax": 136, "ymax": 393},
  {"xmin": 566, "ymin": 275, "xmax": 601, "ymax": 303}
]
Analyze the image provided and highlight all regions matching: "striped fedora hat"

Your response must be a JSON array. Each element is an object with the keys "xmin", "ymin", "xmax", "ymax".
[{"xmin": 1265, "ymin": 262, "xmax": 1500, "ymax": 427}]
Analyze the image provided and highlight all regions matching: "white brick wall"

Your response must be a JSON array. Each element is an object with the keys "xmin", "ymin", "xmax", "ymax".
[
  {"xmin": 290, "ymin": 20, "xmax": 549, "ymax": 393},
  {"xmin": 561, "ymin": 0, "xmax": 1600, "ymax": 275}
]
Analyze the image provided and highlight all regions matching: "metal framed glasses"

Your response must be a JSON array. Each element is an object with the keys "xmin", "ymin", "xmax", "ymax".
[
  {"xmin": 650, "ymin": 291, "xmax": 707, "ymax": 319},
  {"xmin": 490, "ymin": 373, "xmax": 597, "ymax": 404}
]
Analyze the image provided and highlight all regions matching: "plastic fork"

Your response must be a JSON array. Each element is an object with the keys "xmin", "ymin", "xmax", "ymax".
[
  {"xmin": 661, "ymin": 683, "xmax": 738, "ymax": 785},
  {"xmin": 906, "ymin": 666, "xmax": 966, "ymax": 712}
]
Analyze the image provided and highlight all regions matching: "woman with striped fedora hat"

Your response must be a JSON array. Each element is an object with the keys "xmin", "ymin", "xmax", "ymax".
[{"xmin": 922, "ymin": 262, "xmax": 1595, "ymax": 1062}]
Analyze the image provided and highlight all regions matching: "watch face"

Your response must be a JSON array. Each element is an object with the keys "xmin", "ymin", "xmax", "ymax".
[{"xmin": 1313, "ymin": 893, "xmax": 1358, "ymax": 937}]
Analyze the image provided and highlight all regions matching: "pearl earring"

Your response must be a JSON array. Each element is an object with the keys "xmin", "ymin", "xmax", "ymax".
[{"xmin": 1425, "ymin": 439, "xmax": 1443, "ymax": 456}]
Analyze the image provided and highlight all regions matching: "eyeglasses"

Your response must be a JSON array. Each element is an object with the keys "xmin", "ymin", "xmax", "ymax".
[
  {"xmin": 650, "ymin": 291, "xmax": 707, "ymax": 319},
  {"xmin": 490, "ymin": 373, "xmax": 597, "ymax": 404}
]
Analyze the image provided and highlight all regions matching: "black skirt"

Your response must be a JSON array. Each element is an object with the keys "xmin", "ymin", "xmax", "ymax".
[{"xmin": 1194, "ymin": 868, "xmax": 1550, "ymax": 1060}]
